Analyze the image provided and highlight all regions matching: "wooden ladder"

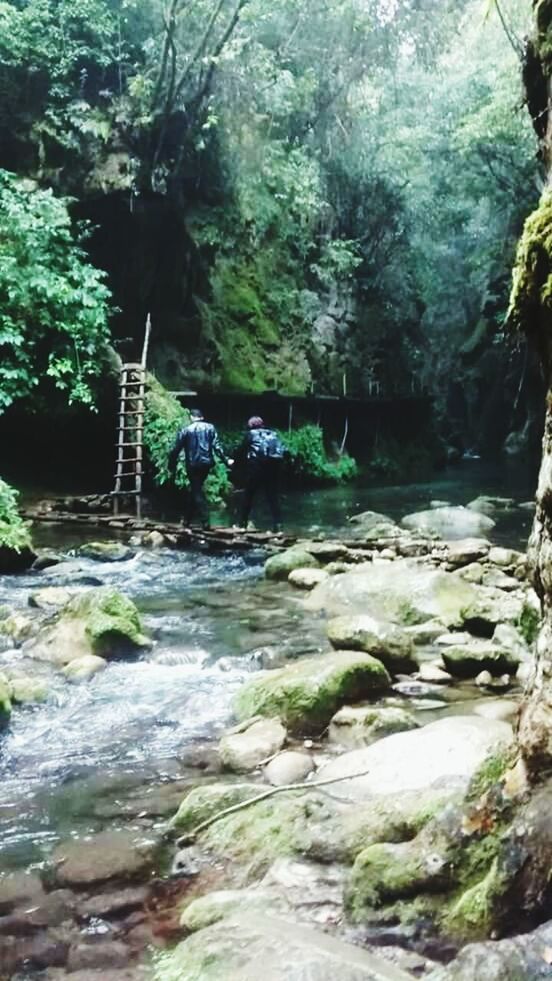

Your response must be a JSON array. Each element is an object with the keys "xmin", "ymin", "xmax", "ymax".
[{"xmin": 112, "ymin": 316, "xmax": 151, "ymax": 518}]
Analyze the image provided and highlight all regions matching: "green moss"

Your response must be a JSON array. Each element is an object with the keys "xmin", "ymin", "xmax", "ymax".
[
  {"xmin": 264, "ymin": 546, "xmax": 320, "ymax": 581},
  {"xmin": 233, "ymin": 651, "xmax": 390, "ymax": 733},
  {"xmin": 466, "ymin": 747, "xmax": 516, "ymax": 803},
  {"xmin": 82, "ymin": 590, "xmax": 148, "ymax": 655},
  {"xmin": 171, "ymin": 783, "xmax": 261, "ymax": 833},
  {"xmin": 517, "ymin": 601, "xmax": 540, "ymax": 646},
  {"xmin": 443, "ymin": 858, "xmax": 509, "ymax": 940},
  {"xmin": 507, "ymin": 192, "xmax": 552, "ymax": 337},
  {"xmin": 0, "ymin": 672, "xmax": 12, "ymax": 726}
]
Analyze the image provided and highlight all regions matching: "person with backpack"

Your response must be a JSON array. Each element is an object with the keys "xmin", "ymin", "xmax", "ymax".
[
  {"xmin": 168, "ymin": 408, "xmax": 232, "ymax": 530},
  {"xmin": 236, "ymin": 416, "xmax": 285, "ymax": 533}
]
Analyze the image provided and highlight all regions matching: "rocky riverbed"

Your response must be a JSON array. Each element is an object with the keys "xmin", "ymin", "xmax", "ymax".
[{"xmin": 0, "ymin": 493, "xmax": 549, "ymax": 979}]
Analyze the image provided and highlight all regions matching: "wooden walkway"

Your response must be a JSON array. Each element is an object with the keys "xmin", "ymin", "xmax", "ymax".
[{"xmin": 21, "ymin": 503, "xmax": 299, "ymax": 553}]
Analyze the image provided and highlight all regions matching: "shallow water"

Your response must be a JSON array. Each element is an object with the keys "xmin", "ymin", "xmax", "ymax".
[{"xmin": 0, "ymin": 461, "xmax": 536, "ymax": 871}]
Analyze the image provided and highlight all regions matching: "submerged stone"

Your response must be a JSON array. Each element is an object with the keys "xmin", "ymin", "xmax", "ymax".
[
  {"xmin": 233, "ymin": 651, "xmax": 390, "ymax": 733},
  {"xmin": 77, "ymin": 541, "xmax": 134, "ymax": 562}
]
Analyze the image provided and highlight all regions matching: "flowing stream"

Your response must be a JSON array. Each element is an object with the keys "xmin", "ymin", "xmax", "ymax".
[{"xmin": 0, "ymin": 461, "xmax": 537, "ymax": 874}]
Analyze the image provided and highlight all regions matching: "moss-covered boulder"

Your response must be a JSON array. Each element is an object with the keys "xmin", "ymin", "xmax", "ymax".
[
  {"xmin": 9, "ymin": 675, "xmax": 49, "ymax": 704},
  {"xmin": 264, "ymin": 547, "xmax": 320, "ymax": 581},
  {"xmin": 62, "ymin": 654, "xmax": 108, "ymax": 682},
  {"xmin": 327, "ymin": 615, "xmax": 417, "ymax": 674},
  {"xmin": 23, "ymin": 587, "xmax": 149, "ymax": 666},
  {"xmin": 233, "ymin": 651, "xmax": 391, "ymax": 733}
]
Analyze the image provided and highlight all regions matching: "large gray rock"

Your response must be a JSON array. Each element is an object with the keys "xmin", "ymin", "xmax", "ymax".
[
  {"xmin": 401, "ymin": 507, "xmax": 495, "ymax": 539},
  {"xmin": 306, "ymin": 559, "xmax": 477, "ymax": 628},
  {"xmin": 467, "ymin": 495, "xmax": 515, "ymax": 517},
  {"xmin": 49, "ymin": 830, "xmax": 159, "ymax": 888},
  {"xmin": 327, "ymin": 615, "xmax": 416, "ymax": 673},
  {"xmin": 318, "ymin": 716, "xmax": 513, "ymax": 803},
  {"xmin": 154, "ymin": 912, "xmax": 415, "ymax": 981},
  {"xmin": 445, "ymin": 539, "xmax": 490, "ymax": 568},
  {"xmin": 219, "ymin": 718, "xmax": 287, "ymax": 773},
  {"xmin": 426, "ymin": 919, "xmax": 552, "ymax": 980},
  {"xmin": 440, "ymin": 640, "xmax": 519, "ymax": 678},
  {"xmin": 77, "ymin": 541, "xmax": 134, "ymax": 562},
  {"xmin": 288, "ymin": 568, "xmax": 330, "ymax": 590}
]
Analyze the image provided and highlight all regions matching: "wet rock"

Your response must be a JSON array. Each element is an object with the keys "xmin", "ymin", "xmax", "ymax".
[
  {"xmin": 441, "ymin": 640, "xmax": 519, "ymax": 678},
  {"xmin": 404, "ymin": 620, "xmax": 446, "ymax": 644},
  {"xmin": 171, "ymin": 783, "xmax": 261, "ymax": 833},
  {"xmin": 488, "ymin": 546, "xmax": 524, "ymax": 568},
  {"xmin": 329, "ymin": 705, "xmax": 419, "ymax": 748},
  {"xmin": 49, "ymin": 830, "xmax": 159, "ymax": 888},
  {"xmin": 0, "ymin": 889, "xmax": 74, "ymax": 932},
  {"xmin": 348, "ymin": 510, "xmax": 396, "ymax": 532},
  {"xmin": 62, "ymin": 654, "xmax": 108, "ymax": 682},
  {"xmin": 327, "ymin": 615, "xmax": 416, "ymax": 674},
  {"xmin": 265, "ymin": 547, "xmax": 320, "ymax": 581},
  {"xmin": 45, "ymin": 970, "xmax": 149, "ymax": 981},
  {"xmin": 32, "ymin": 550, "xmax": 63, "ymax": 571},
  {"xmin": 492, "ymin": 623, "xmax": 530, "ymax": 661},
  {"xmin": 264, "ymin": 751, "xmax": 314, "ymax": 786},
  {"xmin": 480, "ymin": 568, "xmax": 520, "ymax": 592},
  {"xmin": 288, "ymin": 568, "xmax": 330, "ymax": 590},
  {"xmin": 67, "ymin": 942, "xmax": 132, "ymax": 972},
  {"xmin": 0, "ymin": 872, "xmax": 45, "ymax": 914},
  {"xmin": 9, "ymin": 674, "xmax": 49, "ymax": 703},
  {"xmin": 467, "ymin": 495, "xmax": 515, "ymax": 517},
  {"xmin": 23, "ymin": 587, "xmax": 150, "ymax": 665},
  {"xmin": 0, "ymin": 611, "xmax": 36, "ymax": 644},
  {"xmin": 219, "ymin": 717, "xmax": 287, "ymax": 773},
  {"xmin": 457, "ymin": 561, "xmax": 484, "ymax": 583},
  {"xmin": 473, "ymin": 700, "xmax": 519, "ymax": 724},
  {"xmin": 426, "ymin": 919, "xmax": 552, "ymax": 980},
  {"xmin": 144, "ymin": 531, "xmax": 166, "ymax": 548},
  {"xmin": 402, "ymin": 507, "xmax": 495, "ymax": 539},
  {"xmin": 0, "ymin": 933, "xmax": 69, "ymax": 972},
  {"xmin": 29, "ymin": 587, "xmax": 78, "ymax": 610},
  {"xmin": 298, "ymin": 541, "xmax": 351, "ymax": 562},
  {"xmin": 306, "ymin": 559, "xmax": 477, "ymax": 628},
  {"xmin": 233, "ymin": 650, "xmax": 390, "ymax": 733},
  {"xmin": 154, "ymin": 912, "xmax": 415, "ymax": 980},
  {"xmin": 416, "ymin": 663, "xmax": 452, "ymax": 685},
  {"xmin": 445, "ymin": 539, "xmax": 490, "ymax": 568},
  {"xmin": 76, "ymin": 886, "xmax": 148, "ymax": 919},
  {"xmin": 77, "ymin": 542, "xmax": 134, "ymax": 562},
  {"xmin": 317, "ymin": 716, "xmax": 513, "ymax": 803}
]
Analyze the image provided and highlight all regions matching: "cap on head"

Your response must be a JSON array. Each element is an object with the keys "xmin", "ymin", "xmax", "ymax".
[
  {"xmin": 248, "ymin": 416, "xmax": 264, "ymax": 429},
  {"xmin": 190, "ymin": 408, "xmax": 204, "ymax": 420}
]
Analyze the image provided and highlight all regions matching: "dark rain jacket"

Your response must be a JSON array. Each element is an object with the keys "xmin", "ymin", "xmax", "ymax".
[
  {"xmin": 169, "ymin": 421, "xmax": 227, "ymax": 472},
  {"xmin": 240, "ymin": 428, "xmax": 285, "ymax": 464}
]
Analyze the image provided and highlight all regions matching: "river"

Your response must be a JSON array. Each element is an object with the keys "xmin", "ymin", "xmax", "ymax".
[{"xmin": 0, "ymin": 461, "xmax": 536, "ymax": 875}]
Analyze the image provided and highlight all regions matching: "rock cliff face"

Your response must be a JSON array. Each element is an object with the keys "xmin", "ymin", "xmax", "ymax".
[{"xmin": 508, "ymin": 0, "xmax": 552, "ymax": 772}]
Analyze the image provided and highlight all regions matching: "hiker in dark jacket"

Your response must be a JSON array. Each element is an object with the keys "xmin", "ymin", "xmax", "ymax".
[
  {"xmin": 168, "ymin": 409, "xmax": 231, "ymax": 529},
  {"xmin": 237, "ymin": 416, "xmax": 284, "ymax": 533}
]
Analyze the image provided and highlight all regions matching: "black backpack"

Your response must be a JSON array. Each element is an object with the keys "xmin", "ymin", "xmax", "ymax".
[{"xmin": 249, "ymin": 428, "xmax": 285, "ymax": 461}]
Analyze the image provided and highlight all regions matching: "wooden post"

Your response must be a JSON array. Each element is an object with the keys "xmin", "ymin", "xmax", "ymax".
[{"xmin": 288, "ymin": 401, "xmax": 293, "ymax": 434}]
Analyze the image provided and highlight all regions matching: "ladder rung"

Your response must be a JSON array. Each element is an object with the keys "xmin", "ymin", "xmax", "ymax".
[
  {"xmin": 116, "ymin": 456, "xmax": 142, "ymax": 463},
  {"xmin": 111, "ymin": 490, "xmax": 140, "ymax": 496},
  {"xmin": 114, "ymin": 473, "xmax": 140, "ymax": 479},
  {"xmin": 117, "ymin": 442, "xmax": 142, "ymax": 447}
]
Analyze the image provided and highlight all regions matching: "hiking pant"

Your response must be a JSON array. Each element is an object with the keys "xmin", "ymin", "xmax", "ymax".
[
  {"xmin": 186, "ymin": 464, "xmax": 211, "ymax": 527},
  {"xmin": 240, "ymin": 461, "xmax": 282, "ymax": 530}
]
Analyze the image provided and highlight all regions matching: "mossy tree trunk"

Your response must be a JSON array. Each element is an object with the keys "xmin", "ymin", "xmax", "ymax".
[{"xmin": 511, "ymin": 0, "xmax": 552, "ymax": 774}]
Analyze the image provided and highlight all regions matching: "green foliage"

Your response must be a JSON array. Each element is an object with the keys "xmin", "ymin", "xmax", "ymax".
[
  {"xmin": 0, "ymin": 170, "xmax": 111, "ymax": 412},
  {"xmin": 281, "ymin": 425, "xmax": 358, "ymax": 484},
  {"xmin": 367, "ymin": 436, "xmax": 436, "ymax": 482},
  {"xmin": 0, "ymin": 479, "xmax": 32, "ymax": 552},
  {"xmin": 143, "ymin": 378, "xmax": 231, "ymax": 505}
]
